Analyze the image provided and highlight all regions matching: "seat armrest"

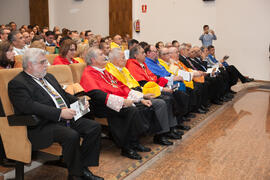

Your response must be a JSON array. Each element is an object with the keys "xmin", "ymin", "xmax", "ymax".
[{"xmin": 7, "ymin": 115, "xmax": 41, "ymax": 126}]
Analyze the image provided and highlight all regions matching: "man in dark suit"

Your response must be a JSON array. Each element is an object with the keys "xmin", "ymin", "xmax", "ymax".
[{"xmin": 8, "ymin": 48, "xmax": 103, "ymax": 180}]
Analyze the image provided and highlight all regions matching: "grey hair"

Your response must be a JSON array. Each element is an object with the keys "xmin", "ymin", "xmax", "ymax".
[
  {"xmin": 108, "ymin": 48, "xmax": 122, "ymax": 61},
  {"xmin": 8, "ymin": 30, "xmax": 20, "ymax": 43},
  {"xmin": 129, "ymin": 45, "xmax": 141, "ymax": 59},
  {"xmin": 85, "ymin": 48, "xmax": 100, "ymax": 66},
  {"xmin": 22, "ymin": 48, "xmax": 46, "ymax": 70},
  {"xmin": 179, "ymin": 44, "xmax": 186, "ymax": 51},
  {"xmin": 168, "ymin": 47, "xmax": 178, "ymax": 53}
]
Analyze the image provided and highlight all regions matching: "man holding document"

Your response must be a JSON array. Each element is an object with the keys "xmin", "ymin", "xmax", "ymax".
[{"xmin": 8, "ymin": 48, "xmax": 103, "ymax": 180}]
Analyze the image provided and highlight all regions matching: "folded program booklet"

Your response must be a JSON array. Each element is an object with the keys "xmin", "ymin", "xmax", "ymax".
[
  {"xmin": 70, "ymin": 97, "xmax": 90, "ymax": 121},
  {"xmin": 177, "ymin": 70, "xmax": 192, "ymax": 82}
]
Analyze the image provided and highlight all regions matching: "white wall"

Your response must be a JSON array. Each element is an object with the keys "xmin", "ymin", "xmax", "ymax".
[
  {"xmin": 133, "ymin": 0, "xmax": 270, "ymax": 81},
  {"xmin": 0, "ymin": 0, "xmax": 30, "ymax": 27},
  {"xmin": 48, "ymin": 0, "xmax": 109, "ymax": 36}
]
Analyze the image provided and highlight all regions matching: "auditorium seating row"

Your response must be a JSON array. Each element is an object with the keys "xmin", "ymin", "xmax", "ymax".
[{"xmin": 0, "ymin": 63, "xmax": 107, "ymax": 179}]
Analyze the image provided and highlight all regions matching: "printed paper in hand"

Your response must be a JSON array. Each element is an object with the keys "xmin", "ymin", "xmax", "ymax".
[
  {"xmin": 70, "ymin": 97, "xmax": 90, "ymax": 121},
  {"xmin": 178, "ymin": 70, "xmax": 191, "ymax": 82}
]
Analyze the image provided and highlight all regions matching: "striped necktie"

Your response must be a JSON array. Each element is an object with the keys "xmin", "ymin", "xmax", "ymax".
[{"xmin": 39, "ymin": 78, "xmax": 70, "ymax": 127}]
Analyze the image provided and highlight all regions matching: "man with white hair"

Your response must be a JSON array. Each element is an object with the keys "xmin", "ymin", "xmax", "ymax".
[
  {"xmin": 8, "ymin": 48, "xmax": 103, "ymax": 180},
  {"xmin": 80, "ymin": 48, "xmax": 177, "ymax": 160}
]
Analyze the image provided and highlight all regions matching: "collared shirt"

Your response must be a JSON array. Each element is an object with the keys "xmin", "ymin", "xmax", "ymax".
[
  {"xmin": 45, "ymin": 41, "xmax": 56, "ymax": 46},
  {"xmin": 13, "ymin": 46, "xmax": 28, "ymax": 56},
  {"xmin": 25, "ymin": 72, "xmax": 67, "ymax": 109},
  {"xmin": 199, "ymin": 33, "xmax": 217, "ymax": 47}
]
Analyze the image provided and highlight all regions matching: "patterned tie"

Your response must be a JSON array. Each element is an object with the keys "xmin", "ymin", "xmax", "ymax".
[{"xmin": 39, "ymin": 78, "xmax": 70, "ymax": 127}]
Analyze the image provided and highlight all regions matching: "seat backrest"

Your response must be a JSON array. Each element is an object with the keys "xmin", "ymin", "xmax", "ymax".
[
  {"xmin": 0, "ymin": 68, "xmax": 23, "ymax": 116},
  {"xmin": 14, "ymin": 55, "xmax": 23, "ymax": 68},
  {"xmin": 69, "ymin": 63, "xmax": 86, "ymax": 83},
  {"xmin": 45, "ymin": 46, "xmax": 56, "ymax": 54},
  {"xmin": 47, "ymin": 65, "xmax": 74, "ymax": 85},
  {"xmin": 46, "ymin": 54, "xmax": 58, "ymax": 65}
]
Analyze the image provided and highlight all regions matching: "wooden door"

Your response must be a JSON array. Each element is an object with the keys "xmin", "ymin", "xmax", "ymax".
[
  {"xmin": 109, "ymin": 0, "xmax": 132, "ymax": 38},
  {"xmin": 29, "ymin": 0, "xmax": 49, "ymax": 27}
]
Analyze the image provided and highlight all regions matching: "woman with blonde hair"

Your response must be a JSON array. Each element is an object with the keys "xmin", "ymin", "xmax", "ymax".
[{"xmin": 74, "ymin": 43, "xmax": 89, "ymax": 63}]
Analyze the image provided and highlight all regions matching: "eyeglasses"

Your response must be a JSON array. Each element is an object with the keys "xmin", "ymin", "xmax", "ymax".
[
  {"xmin": 34, "ymin": 59, "xmax": 48, "ymax": 65},
  {"xmin": 150, "ymin": 50, "xmax": 157, "ymax": 53},
  {"xmin": 69, "ymin": 48, "xmax": 76, "ymax": 52}
]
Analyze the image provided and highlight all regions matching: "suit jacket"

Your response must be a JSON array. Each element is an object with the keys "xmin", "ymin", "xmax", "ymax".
[
  {"xmin": 8, "ymin": 71, "xmax": 78, "ymax": 150},
  {"xmin": 179, "ymin": 55, "xmax": 192, "ymax": 69}
]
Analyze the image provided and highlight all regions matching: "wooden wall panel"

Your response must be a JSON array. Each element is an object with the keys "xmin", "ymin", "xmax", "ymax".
[
  {"xmin": 109, "ymin": 0, "xmax": 132, "ymax": 38},
  {"xmin": 29, "ymin": 0, "xmax": 49, "ymax": 27}
]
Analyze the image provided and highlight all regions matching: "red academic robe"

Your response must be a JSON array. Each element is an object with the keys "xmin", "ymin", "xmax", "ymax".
[
  {"xmin": 126, "ymin": 59, "xmax": 168, "ymax": 87},
  {"xmin": 53, "ymin": 55, "xmax": 79, "ymax": 65},
  {"xmin": 80, "ymin": 65, "xmax": 131, "ymax": 104}
]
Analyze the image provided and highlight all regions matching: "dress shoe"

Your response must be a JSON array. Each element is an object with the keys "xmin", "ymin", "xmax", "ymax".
[
  {"xmin": 229, "ymin": 89, "xmax": 237, "ymax": 94},
  {"xmin": 166, "ymin": 131, "xmax": 182, "ymax": 139},
  {"xmin": 177, "ymin": 125, "xmax": 191, "ymax": 131},
  {"xmin": 225, "ymin": 93, "xmax": 234, "ymax": 99},
  {"xmin": 212, "ymin": 99, "xmax": 223, "ymax": 105},
  {"xmin": 185, "ymin": 113, "xmax": 196, "ymax": 118},
  {"xmin": 82, "ymin": 167, "xmax": 104, "ymax": 180},
  {"xmin": 68, "ymin": 175, "xmax": 83, "ymax": 180},
  {"xmin": 243, "ymin": 77, "xmax": 254, "ymax": 83},
  {"xmin": 171, "ymin": 127, "xmax": 184, "ymax": 136},
  {"xmin": 131, "ymin": 143, "xmax": 151, "ymax": 152},
  {"xmin": 200, "ymin": 105, "xmax": 209, "ymax": 112},
  {"xmin": 182, "ymin": 116, "xmax": 191, "ymax": 122},
  {"xmin": 220, "ymin": 96, "xmax": 231, "ymax": 102},
  {"xmin": 153, "ymin": 135, "xmax": 173, "ymax": 146},
  {"xmin": 121, "ymin": 148, "xmax": 142, "ymax": 160},
  {"xmin": 193, "ymin": 108, "xmax": 206, "ymax": 114}
]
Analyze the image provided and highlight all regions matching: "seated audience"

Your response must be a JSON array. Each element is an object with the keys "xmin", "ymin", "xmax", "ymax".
[
  {"xmin": 45, "ymin": 31, "xmax": 56, "ymax": 46},
  {"xmin": 8, "ymin": 30, "xmax": 28, "ymax": 55},
  {"xmin": 81, "ymin": 48, "xmax": 160, "ymax": 160},
  {"xmin": 74, "ymin": 43, "xmax": 89, "ymax": 63},
  {"xmin": 206, "ymin": 45, "xmax": 254, "ymax": 83},
  {"xmin": 124, "ymin": 39, "xmax": 139, "ymax": 60},
  {"xmin": 53, "ymin": 39, "xmax": 79, "ymax": 65},
  {"xmin": 99, "ymin": 42, "xmax": 110, "ymax": 61},
  {"xmin": 22, "ymin": 31, "xmax": 31, "ymax": 46},
  {"xmin": 0, "ymin": 41, "xmax": 21, "ymax": 69},
  {"xmin": 110, "ymin": 34, "xmax": 124, "ymax": 51},
  {"xmin": 0, "ymin": 28, "xmax": 10, "ymax": 42},
  {"xmin": 8, "ymin": 48, "xmax": 103, "ymax": 180},
  {"xmin": 126, "ymin": 45, "xmax": 191, "ymax": 130},
  {"xmin": 106, "ymin": 48, "xmax": 183, "ymax": 144}
]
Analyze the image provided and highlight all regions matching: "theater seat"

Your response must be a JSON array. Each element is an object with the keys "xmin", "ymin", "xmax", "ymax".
[
  {"xmin": 69, "ymin": 63, "xmax": 86, "ymax": 83},
  {"xmin": 14, "ymin": 55, "xmax": 23, "ymax": 68},
  {"xmin": 45, "ymin": 46, "xmax": 56, "ymax": 54},
  {"xmin": 47, "ymin": 65, "xmax": 74, "ymax": 85},
  {"xmin": 0, "ymin": 68, "xmax": 62, "ymax": 179},
  {"xmin": 46, "ymin": 54, "xmax": 58, "ymax": 65}
]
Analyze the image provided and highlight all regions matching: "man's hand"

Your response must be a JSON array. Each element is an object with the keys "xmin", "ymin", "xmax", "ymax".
[
  {"xmin": 143, "ymin": 93, "xmax": 155, "ymax": 99},
  {"xmin": 141, "ymin": 99, "xmax": 152, "ymax": 107},
  {"xmin": 60, "ymin": 108, "xmax": 76, "ymax": 119},
  {"xmin": 123, "ymin": 99, "xmax": 134, "ymax": 107},
  {"xmin": 173, "ymin": 75, "xmax": 183, "ymax": 82},
  {"xmin": 210, "ymin": 29, "xmax": 215, "ymax": 34},
  {"xmin": 162, "ymin": 87, "xmax": 173, "ymax": 93}
]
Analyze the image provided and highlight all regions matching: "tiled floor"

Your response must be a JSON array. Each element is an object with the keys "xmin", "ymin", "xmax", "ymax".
[
  {"xmin": 1, "ymin": 81, "xmax": 269, "ymax": 180},
  {"xmin": 135, "ymin": 89, "xmax": 270, "ymax": 180}
]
